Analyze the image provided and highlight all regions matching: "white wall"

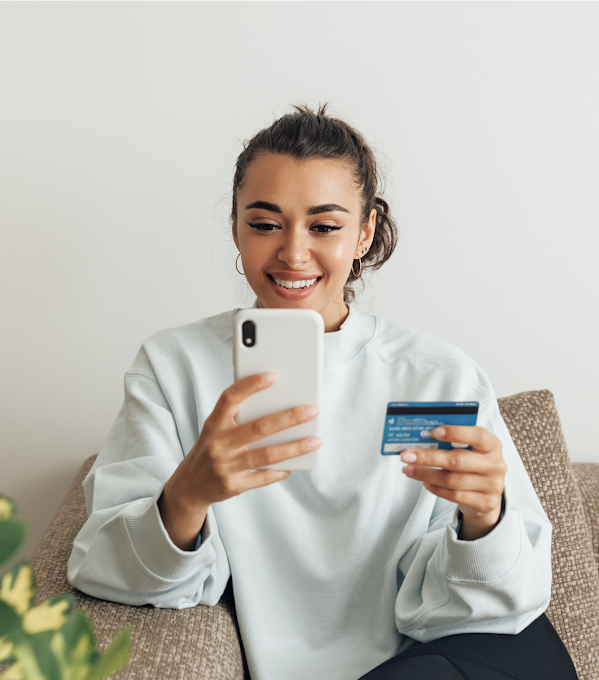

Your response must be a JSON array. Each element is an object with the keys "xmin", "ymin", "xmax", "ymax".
[{"xmin": 1, "ymin": 2, "xmax": 598, "ymax": 558}]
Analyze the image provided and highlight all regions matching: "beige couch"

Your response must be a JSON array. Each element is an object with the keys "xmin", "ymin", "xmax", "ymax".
[{"xmin": 31, "ymin": 390, "xmax": 599, "ymax": 680}]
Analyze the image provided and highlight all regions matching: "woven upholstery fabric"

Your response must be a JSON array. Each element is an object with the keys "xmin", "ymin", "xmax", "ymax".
[
  {"xmin": 30, "ymin": 455, "xmax": 247, "ymax": 680},
  {"xmin": 498, "ymin": 390, "xmax": 599, "ymax": 680},
  {"xmin": 572, "ymin": 463, "xmax": 599, "ymax": 567}
]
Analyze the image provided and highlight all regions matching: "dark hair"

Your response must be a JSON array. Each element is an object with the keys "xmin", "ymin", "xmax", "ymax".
[{"xmin": 231, "ymin": 102, "xmax": 398, "ymax": 302}]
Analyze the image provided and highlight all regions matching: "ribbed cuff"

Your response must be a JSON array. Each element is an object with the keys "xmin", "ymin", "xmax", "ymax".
[
  {"xmin": 124, "ymin": 488, "xmax": 216, "ymax": 582},
  {"xmin": 443, "ymin": 492, "xmax": 522, "ymax": 582}
]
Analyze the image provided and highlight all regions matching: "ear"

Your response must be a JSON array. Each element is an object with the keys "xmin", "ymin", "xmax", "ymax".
[{"xmin": 356, "ymin": 209, "xmax": 377, "ymax": 256}]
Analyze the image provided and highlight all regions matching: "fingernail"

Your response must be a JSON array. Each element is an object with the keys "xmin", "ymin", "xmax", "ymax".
[
  {"xmin": 261, "ymin": 372, "xmax": 278, "ymax": 384},
  {"xmin": 306, "ymin": 437, "xmax": 322, "ymax": 450},
  {"xmin": 401, "ymin": 451, "xmax": 417, "ymax": 463},
  {"xmin": 403, "ymin": 466, "xmax": 414, "ymax": 477},
  {"xmin": 302, "ymin": 405, "xmax": 319, "ymax": 419},
  {"xmin": 432, "ymin": 427, "xmax": 446, "ymax": 437}
]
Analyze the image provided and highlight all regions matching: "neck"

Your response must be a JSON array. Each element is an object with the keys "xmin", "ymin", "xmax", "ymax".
[{"xmin": 320, "ymin": 297, "xmax": 349, "ymax": 332}]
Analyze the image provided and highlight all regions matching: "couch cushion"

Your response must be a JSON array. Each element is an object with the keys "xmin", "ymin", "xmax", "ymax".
[
  {"xmin": 571, "ymin": 463, "xmax": 599, "ymax": 567},
  {"xmin": 498, "ymin": 390, "xmax": 599, "ymax": 680}
]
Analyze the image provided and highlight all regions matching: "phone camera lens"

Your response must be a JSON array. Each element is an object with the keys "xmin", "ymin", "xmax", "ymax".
[{"xmin": 242, "ymin": 320, "xmax": 256, "ymax": 347}]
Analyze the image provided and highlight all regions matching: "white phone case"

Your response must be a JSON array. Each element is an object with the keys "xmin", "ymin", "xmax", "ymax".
[{"xmin": 233, "ymin": 308, "xmax": 324, "ymax": 471}]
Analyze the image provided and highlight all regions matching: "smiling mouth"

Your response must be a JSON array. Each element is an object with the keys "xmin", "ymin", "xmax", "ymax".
[{"xmin": 267, "ymin": 274, "xmax": 322, "ymax": 290}]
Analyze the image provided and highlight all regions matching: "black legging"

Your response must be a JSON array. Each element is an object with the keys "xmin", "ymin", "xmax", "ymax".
[{"xmin": 359, "ymin": 614, "xmax": 578, "ymax": 680}]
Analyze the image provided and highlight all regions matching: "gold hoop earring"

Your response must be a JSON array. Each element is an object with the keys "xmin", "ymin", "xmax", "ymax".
[
  {"xmin": 235, "ymin": 253, "xmax": 244, "ymax": 276},
  {"xmin": 351, "ymin": 257, "xmax": 362, "ymax": 278}
]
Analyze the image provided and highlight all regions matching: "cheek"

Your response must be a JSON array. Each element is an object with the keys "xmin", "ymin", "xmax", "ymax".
[
  {"xmin": 319, "ymin": 240, "xmax": 355, "ymax": 274},
  {"xmin": 242, "ymin": 238, "xmax": 272, "ymax": 268}
]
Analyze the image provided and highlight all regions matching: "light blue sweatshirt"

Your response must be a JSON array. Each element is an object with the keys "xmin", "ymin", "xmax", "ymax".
[{"xmin": 68, "ymin": 305, "xmax": 552, "ymax": 680}]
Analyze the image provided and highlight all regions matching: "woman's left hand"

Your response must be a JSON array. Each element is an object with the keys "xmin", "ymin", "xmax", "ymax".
[{"xmin": 400, "ymin": 426, "xmax": 507, "ymax": 541}]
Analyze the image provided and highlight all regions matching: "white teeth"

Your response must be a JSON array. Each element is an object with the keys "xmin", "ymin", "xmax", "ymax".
[{"xmin": 273, "ymin": 277, "xmax": 318, "ymax": 290}]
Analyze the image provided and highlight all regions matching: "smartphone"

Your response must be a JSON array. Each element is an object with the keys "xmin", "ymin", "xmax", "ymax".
[{"xmin": 233, "ymin": 308, "xmax": 324, "ymax": 471}]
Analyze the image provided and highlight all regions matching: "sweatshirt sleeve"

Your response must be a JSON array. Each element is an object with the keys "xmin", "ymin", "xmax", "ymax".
[
  {"xmin": 394, "ymin": 396, "xmax": 552, "ymax": 641},
  {"xmin": 67, "ymin": 351, "xmax": 231, "ymax": 609}
]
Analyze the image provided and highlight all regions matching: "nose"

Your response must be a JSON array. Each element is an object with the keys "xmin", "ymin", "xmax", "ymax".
[{"xmin": 276, "ymin": 225, "xmax": 311, "ymax": 269}]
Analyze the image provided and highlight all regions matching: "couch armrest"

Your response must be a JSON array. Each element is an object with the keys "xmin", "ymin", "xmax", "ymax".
[
  {"xmin": 571, "ymin": 463, "xmax": 599, "ymax": 568},
  {"xmin": 30, "ymin": 455, "xmax": 247, "ymax": 680}
]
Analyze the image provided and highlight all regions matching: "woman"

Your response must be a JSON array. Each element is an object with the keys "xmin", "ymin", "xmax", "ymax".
[{"xmin": 68, "ymin": 104, "xmax": 577, "ymax": 680}]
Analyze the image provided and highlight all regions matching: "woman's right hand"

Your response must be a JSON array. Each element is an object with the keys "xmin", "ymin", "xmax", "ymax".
[{"xmin": 157, "ymin": 372, "xmax": 321, "ymax": 550}]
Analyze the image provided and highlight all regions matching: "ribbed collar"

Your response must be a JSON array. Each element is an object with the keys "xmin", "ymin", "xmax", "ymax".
[
  {"xmin": 249, "ymin": 301, "xmax": 377, "ymax": 365},
  {"xmin": 322, "ymin": 304, "xmax": 377, "ymax": 365}
]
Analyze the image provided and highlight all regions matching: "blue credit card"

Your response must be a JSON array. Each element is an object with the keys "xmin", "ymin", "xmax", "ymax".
[{"xmin": 381, "ymin": 402, "xmax": 479, "ymax": 455}]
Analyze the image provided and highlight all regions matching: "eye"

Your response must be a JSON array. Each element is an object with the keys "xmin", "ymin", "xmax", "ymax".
[
  {"xmin": 311, "ymin": 224, "xmax": 342, "ymax": 234},
  {"xmin": 248, "ymin": 222, "xmax": 281, "ymax": 232}
]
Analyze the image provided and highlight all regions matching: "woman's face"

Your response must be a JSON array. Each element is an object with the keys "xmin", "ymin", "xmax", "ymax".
[{"xmin": 233, "ymin": 154, "xmax": 376, "ymax": 331}]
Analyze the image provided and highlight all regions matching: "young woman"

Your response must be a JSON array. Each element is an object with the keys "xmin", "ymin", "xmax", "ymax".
[{"xmin": 68, "ymin": 104, "xmax": 577, "ymax": 680}]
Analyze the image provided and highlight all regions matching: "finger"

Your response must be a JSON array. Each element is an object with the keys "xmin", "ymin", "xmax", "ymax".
[
  {"xmin": 239, "ymin": 468, "xmax": 291, "ymax": 491},
  {"xmin": 403, "ymin": 465, "xmax": 502, "ymax": 493},
  {"xmin": 430, "ymin": 425, "xmax": 499, "ymax": 452},
  {"xmin": 400, "ymin": 448, "xmax": 490, "ymax": 473},
  {"xmin": 421, "ymin": 482, "xmax": 502, "ymax": 516},
  {"xmin": 243, "ymin": 436, "xmax": 322, "ymax": 471},
  {"xmin": 210, "ymin": 373, "xmax": 278, "ymax": 427},
  {"xmin": 228, "ymin": 404, "xmax": 320, "ymax": 449}
]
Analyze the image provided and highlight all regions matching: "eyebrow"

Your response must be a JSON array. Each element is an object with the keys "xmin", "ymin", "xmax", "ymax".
[{"xmin": 244, "ymin": 200, "xmax": 350, "ymax": 215}]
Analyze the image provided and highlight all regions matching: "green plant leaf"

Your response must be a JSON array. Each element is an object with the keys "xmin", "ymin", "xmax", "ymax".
[
  {"xmin": 50, "ymin": 630, "xmax": 91, "ymax": 680},
  {"xmin": 9, "ymin": 638, "xmax": 45, "ymax": 680},
  {"xmin": 0, "ymin": 521, "xmax": 27, "ymax": 568},
  {"xmin": 23, "ymin": 595, "xmax": 74, "ymax": 635},
  {"xmin": 17, "ymin": 634, "xmax": 61, "ymax": 680},
  {"xmin": 87, "ymin": 628, "xmax": 130, "ymax": 680},
  {"xmin": 0, "ymin": 660, "xmax": 23, "ymax": 679},
  {"xmin": 0, "ymin": 497, "xmax": 17, "ymax": 522},
  {"xmin": 0, "ymin": 601, "xmax": 21, "ymax": 637},
  {"xmin": 51, "ymin": 610, "xmax": 100, "ymax": 680},
  {"xmin": 60, "ymin": 610, "xmax": 96, "ymax": 659},
  {"xmin": 0, "ymin": 562, "xmax": 35, "ymax": 616},
  {"xmin": 0, "ymin": 634, "xmax": 15, "ymax": 661}
]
